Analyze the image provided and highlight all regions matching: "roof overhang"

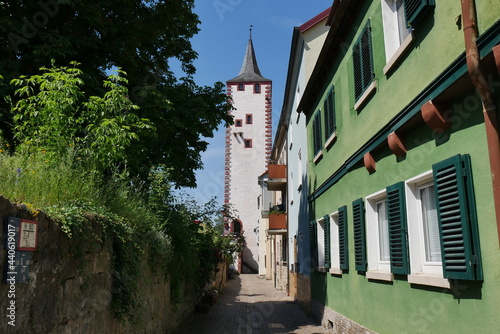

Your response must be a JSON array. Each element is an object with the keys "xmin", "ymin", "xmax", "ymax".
[{"xmin": 297, "ymin": 0, "xmax": 367, "ymax": 116}]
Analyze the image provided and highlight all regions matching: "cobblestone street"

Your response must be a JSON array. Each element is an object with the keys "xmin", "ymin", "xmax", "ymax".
[{"xmin": 173, "ymin": 274, "xmax": 328, "ymax": 334}]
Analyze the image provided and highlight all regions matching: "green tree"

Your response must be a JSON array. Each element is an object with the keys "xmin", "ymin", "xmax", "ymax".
[
  {"xmin": 10, "ymin": 62, "xmax": 153, "ymax": 172},
  {"xmin": 0, "ymin": 0, "xmax": 232, "ymax": 187}
]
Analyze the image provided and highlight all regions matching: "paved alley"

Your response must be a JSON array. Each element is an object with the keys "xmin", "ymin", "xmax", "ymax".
[{"xmin": 172, "ymin": 274, "xmax": 328, "ymax": 334}]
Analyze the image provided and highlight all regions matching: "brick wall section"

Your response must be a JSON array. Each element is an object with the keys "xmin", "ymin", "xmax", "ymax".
[
  {"xmin": 224, "ymin": 86, "xmax": 233, "ymax": 205},
  {"xmin": 289, "ymin": 271, "xmax": 298, "ymax": 300},
  {"xmin": 275, "ymin": 263, "xmax": 288, "ymax": 291},
  {"xmin": 296, "ymin": 274, "xmax": 312, "ymax": 315},
  {"xmin": 312, "ymin": 300, "xmax": 379, "ymax": 334}
]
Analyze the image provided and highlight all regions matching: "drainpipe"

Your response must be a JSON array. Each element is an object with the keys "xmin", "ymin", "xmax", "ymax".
[{"xmin": 461, "ymin": 0, "xmax": 500, "ymax": 245}]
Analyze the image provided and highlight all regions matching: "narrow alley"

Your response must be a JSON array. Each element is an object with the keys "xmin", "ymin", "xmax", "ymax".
[{"xmin": 173, "ymin": 274, "xmax": 328, "ymax": 334}]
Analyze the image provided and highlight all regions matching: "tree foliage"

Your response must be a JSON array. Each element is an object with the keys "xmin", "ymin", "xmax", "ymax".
[
  {"xmin": 0, "ymin": 0, "xmax": 233, "ymax": 187},
  {"xmin": 10, "ymin": 62, "xmax": 153, "ymax": 173}
]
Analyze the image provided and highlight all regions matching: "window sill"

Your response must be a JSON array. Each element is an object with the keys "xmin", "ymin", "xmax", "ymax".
[
  {"xmin": 354, "ymin": 81, "xmax": 377, "ymax": 111},
  {"xmin": 324, "ymin": 132, "xmax": 337, "ymax": 149},
  {"xmin": 383, "ymin": 32, "xmax": 414, "ymax": 75},
  {"xmin": 313, "ymin": 151, "xmax": 323, "ymax": 164},
  {"xmin": 329, "ymin": 267, "xmax": 343, "ymax": 275},
  {"xmin": 316, "ymin": 267, "xmax": 328, "ymax": 273},
  {"xmin": 366, "ymin": 271, "xmax": 393, "ymax": 282},
  {"xmin": 408, "ymin": 274, "xmax": 451, "ymax": 289}
]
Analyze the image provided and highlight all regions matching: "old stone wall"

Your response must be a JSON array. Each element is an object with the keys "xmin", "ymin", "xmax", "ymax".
[
  {"xmin": 296, "ymin": 274, "xmax": 311, "ymax": 315},
  {"xmin": 289, "ymin": 270, "xmax": 297, "ymax": 300},
  {"xmin": 0, "ymin": 196, "xmax": 200, "ymax": 333},
  {"xmin": 312, "ymin": 300, "xmax": 378, "ymax": 334}
]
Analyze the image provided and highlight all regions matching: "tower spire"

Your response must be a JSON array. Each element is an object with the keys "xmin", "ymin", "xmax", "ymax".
[{"xmin": 227, "ymin": 29, "xmax": 270, "ymax": 83}]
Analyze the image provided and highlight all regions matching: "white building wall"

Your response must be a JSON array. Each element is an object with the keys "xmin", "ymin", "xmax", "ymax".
[
  {"xmin": 226, "ymin": 82, "xmax": 271, "ymax": 272},
  {"xmin": 287, "ymin": 20, "xmax": 329, "ymax": 276}
]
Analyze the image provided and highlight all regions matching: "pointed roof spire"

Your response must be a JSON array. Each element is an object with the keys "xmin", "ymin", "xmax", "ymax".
[{"xmin": 228, "ymin": 28, "xmax": 270, "ymax": 83}]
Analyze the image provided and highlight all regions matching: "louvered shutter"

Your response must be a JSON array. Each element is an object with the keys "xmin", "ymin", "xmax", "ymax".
[
  {"xmin": 313, "ymin": 112, "xmax": 322, "ymax": 155},
  {"xmin": 324, "ymin": 215, "xmax": 331, "ymax": 269},
  {"xmin": 353, "ymin": 38, "xmax": 362, "ymax": 100},
  {"xmin": 432, "ymin": 154, "xmax": 483, "ymax": 280},
  {"xmin": 404, "ymin": 0, "xmax": 435, "ymax": 28},
  {"xmin": 309, "ymin": 220, "xmax": 318, "ymax": 270},
  {"xmin": 338, "ymin": 206, "xmax": 349, "ymax": 271},
  {"xmin": 323, "ymin": 87, "xmax": 336, "ymax": 140},
  {"xmin": 353, "ymin": 21, "xmax": 374, "ymax": 101},
  {"xmin": 352, "ymin": 198, "xmax": 367, "ymax": 272},
  {"xmin": 386, "ymin": 182, "xmax": 410, "ymax": 275}
]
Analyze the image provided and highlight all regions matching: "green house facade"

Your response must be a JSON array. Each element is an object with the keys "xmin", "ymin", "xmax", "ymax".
[{"xmin": 298, "ymin": 1, "xmax": 500, "ymax": 333}]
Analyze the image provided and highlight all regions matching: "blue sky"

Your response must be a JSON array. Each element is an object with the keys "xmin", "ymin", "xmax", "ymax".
[{"xmin": 180, "ymin": 1, "xmax": 331, "ymax": 204}]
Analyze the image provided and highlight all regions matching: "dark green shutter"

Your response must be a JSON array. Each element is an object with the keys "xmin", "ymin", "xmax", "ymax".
[
  {"xmin": 338, "ymin": 206, "xmax": 349, "ymax": 271},
  {"xmin": 404, "ymin": 0, "xmax": 435, "ymax": 28},
  {"xmin": 324, "ymin": 215, "xmax": 331, "ymax": 269},
  {"xmin": 353, "ymin": 38, "xmax": 362, "ymax": 100},
  {"xmin": 353, "ymin": 21, "xmax": 374, "ymax": 101},
  {"xmin": 386, "ymin": 182, "xmax": 410, "ymax": 275},
  {"xmin": 313, "ymin": 112, "xmax": 322, "ymax": 155},
  {"xmin": 309, "ymin": 220, "xmax": 318, "ymax": 269},
  {"xmin": 433, "ymin": 154, "xmax": 483, "ymax": 280},
  {"xmin": 352, "ymin": 198, "xmax": 367, "ymax": 272},
  {"xmin": 323, "ymin": 87, "xmax": 336, "ymax": 140}
]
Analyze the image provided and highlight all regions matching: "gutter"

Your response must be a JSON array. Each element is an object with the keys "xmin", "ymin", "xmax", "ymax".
[{"xmin": 461, "ymin": 0, "xmax": 500, "ymax": 245}]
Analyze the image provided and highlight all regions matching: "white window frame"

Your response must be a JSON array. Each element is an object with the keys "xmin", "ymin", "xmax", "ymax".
[
  {"xmin": 365, "ymin": 189, "xmax": 393, "ymax": 281},
  {"xmin": 381, "ymin": 0, "xmax": 414, "ymax": 74},
  {"xmin": 406, "ymin": 171, "xmax": 451, "ymax": 289},
  {"xmin": 316, "ymin": 218, "xmax": 326, "ymax": 269},
  {"xmin": 329, "ymin": 211, "xmax": 342, "ymax": 275}
]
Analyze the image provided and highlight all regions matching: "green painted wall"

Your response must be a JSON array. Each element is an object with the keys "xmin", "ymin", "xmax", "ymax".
[
  {"xmin": 305, "ymin": 1, "xmax": 500, "ymax": 333},
  {"xmin": 312, "ymin": 92, "xmax": 500, "ymax": 333},
  {"xmin": 307, "ymin": 1, "xmax": 499, "ymax": 188}
]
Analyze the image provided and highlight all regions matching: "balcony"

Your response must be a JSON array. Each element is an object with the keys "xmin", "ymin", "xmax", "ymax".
[
  {"xmin": 268, "ymin": 212, "xmax": 287, "ymax": 231},
  {"xmin": 267, "ymin": 164, "xmax": 287, "ymax": 191}
]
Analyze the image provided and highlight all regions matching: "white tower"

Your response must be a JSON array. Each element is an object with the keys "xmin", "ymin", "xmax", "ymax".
[{"xmin": 225, "ymin": 35, "xmax": 272, "ymax": 273}]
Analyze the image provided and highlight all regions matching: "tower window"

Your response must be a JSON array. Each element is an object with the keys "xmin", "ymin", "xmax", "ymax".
[
  {"xmin": 246, "ymin": 114, "xmax": 253, "ymax": 124},
  {"xmin": 238, "ymin": 84, "xmax": 245, "ymax": 91},
  {"xmin": 235, "ymin": 119, "xmax": 242, "ymax": 127},
  {"xmin": 244, "ymin": 139, "xmax": 252, "ymax": 148},
  {"xmin": 254, "ymin": 84, "xmax": 261, "ymax": 93}
]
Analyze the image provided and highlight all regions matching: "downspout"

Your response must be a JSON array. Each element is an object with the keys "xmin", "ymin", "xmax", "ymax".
[{"xmin": 461, "ymin": 0, "xmax": 500, "ymax": 245}]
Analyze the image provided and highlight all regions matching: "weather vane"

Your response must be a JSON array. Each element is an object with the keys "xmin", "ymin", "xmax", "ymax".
[{"xmin": 250, "ymin": 25, "xmax": 253, "ymax": 39}]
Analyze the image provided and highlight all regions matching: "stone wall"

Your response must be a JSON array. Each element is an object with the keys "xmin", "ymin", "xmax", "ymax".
[
  {"xmin": 0, "ymin": 197, "xmax": 200, "ymax": 333},
  {"xmin": 275, "ymin": 262, "xmax": 288, "ymax": 291},
  {"xmin": 296, "ymin": 274, "xmax": 311, "ymax": 315},
  {"xmin": 312, "ymin": 300, "xmax": 378, "ymax": 334},
  {"xmin": 289, "ymin": 270, "xmax": 297, "ymax": 300}
]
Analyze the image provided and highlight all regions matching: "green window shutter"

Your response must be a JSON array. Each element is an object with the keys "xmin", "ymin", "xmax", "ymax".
[
  {"xmin": 432, "ymin": 154, "xmax": 483, "ymax": 280},
  {"xmin": 338, "ymin": 206, "xmax": 349, "ymax": 271},
  {"xmin": 309, "ymin": 220, "xmax": 318, "ymax": 269},
  {"xmin": 404, "ymin": 0, "xmax": 435, "ymax": 28},
  {"xmin": 352, "ymin": 198, "xmax": 367, "ymax": 272},
  {"xmin": 312, "ymin": 112, "xmax": 322, "ymax": 155},
  {"xmin": 353, "ymin": 39, "xmax": 362, "ymax": 100},
  {"xmin": 352, "ymin": 21, "xmax": 374, "ymax": 101},
  {"xmin": 324, "ymin": 215, "xmax": 331, "ymax": 269},
  {"xmin": 386, "ymin": 182, "xmax": 410, "ymax": 275},
  {"xmin": 323, "ymin": 87, "xmax": 336, "ymax": 140}
]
